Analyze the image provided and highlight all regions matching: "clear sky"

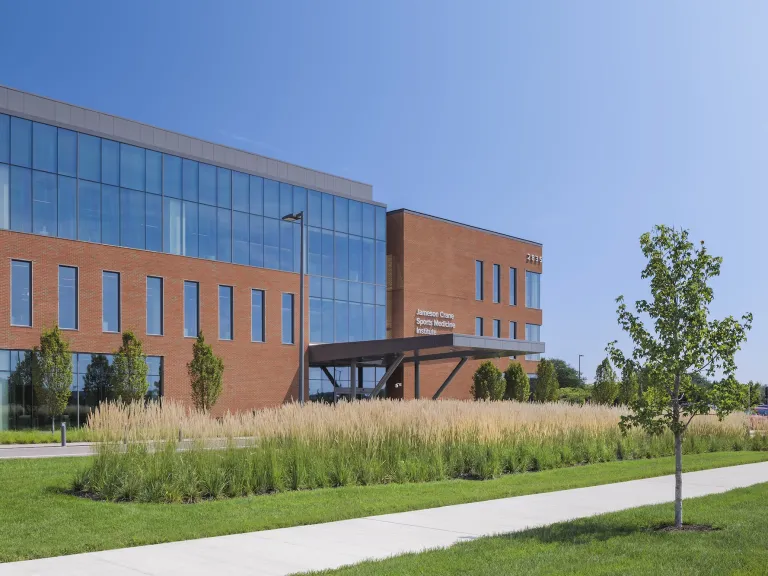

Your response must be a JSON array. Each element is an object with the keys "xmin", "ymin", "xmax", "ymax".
[{"xmin": 1, "ymin": 1, "xmax": 764, "ymax": 382}]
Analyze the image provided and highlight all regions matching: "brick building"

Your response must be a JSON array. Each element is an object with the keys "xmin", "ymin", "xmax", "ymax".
[{"xmin": 0, "ymin": 86, "xmax": 543, "ymax": 430}]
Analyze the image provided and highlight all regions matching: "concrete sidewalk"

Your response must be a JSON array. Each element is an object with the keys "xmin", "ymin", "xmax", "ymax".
[
  {"xmin": 2, "ymin": 462, "xmax": 768, "ymax": 576},
  {"xmin": 0, "ymin": 443, "xmax": 94, "ymax": 459}
]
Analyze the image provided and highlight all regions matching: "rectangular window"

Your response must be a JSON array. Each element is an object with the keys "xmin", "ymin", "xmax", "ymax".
[
  {"xmin": 182, "ymin": 159, "xmax": 198, "ymax": 201},
  {"xmin": 219, "ymin": 285, "xmax": 233, "ymax": 340},
  {"xmin": 101, "ymin": 185, "xmax": 120, "ymax": 245},
  {"xmin": 279, "ymin": 182, "xmax": 292, "ymax": 219},
  {"xmin": 120, "ymin": 188, "xmax": 145, "ymax": 249},
  {"xmin": 57, "ymin": 176, "xmax": 76, "ymax": 239},
  {"xmin": 146, "ymin": 194, "xmax": 162, "ymax": 251},
  {"xmin": 0, "ymin": 163, "xmax": 8, "ymax": 229},
  {"xmin": 163, "ymin": 154, "xmax": 182, "ymax": 198},
  {"xmin": 376, "ymin": 241, "xmax": 386, "ymax": 285},
  {"xmin": 102, "ymin": 271, "xmax": 120, "ymax": 333},
  {"xmin": 101, "ymin": 140, "xmax": 119, "ymax": 186},
  {"xmin": 78, "ymin": 134, "xmax": 101, "ymax": 182},
  {"xmin": 217, "ymin": 208, "xmax": 231, "ymax": 262},
  {"xmin": 57, "ymin": 129, "xmax": 77, "ymax": 177},
  {"xmin": 233, "ymin": 211, "xmax": 249, "ymax": 265},
  {"xmin": 279, "ymin": 220, "xmax": 293, "ymax": 271},
  {"xmin": 348, "ymin": 200, "xmax": 362, "ymax": 236},
  {"xmin": 199, "ymin": 163, "xmax": 216, "ymax": 205},
  {"xmin": 509, "ymin": 268, "xmax": 517, "ymax": 306},
  {"xmin": 509, "ymin": 321, "xmax": 517, "ymax": 339},
  {"xmin": 335, "ymin": 232, "xmax": 348, "ymax": 279},
  {"xmin": 198, "ymin": 204, "xmax": 217, "ymax": 260},
  {"xmin": 308, "ymin": 190, "xmax": 321, "ymax": 227},
  {"xmin": 493, "ymin": 264, "xmax": 501, "ymax": 303},
  {"xmin": 475, "ymin": 317, "xmax": 483, "ymax": 336},
  {"xmin": 282, "ymin": 293, "xmax": 294, "ymax": 344},
  {"xmin": 321, "ymin": 193, "xmax": 334, "ymax": 230},
  {"xmin": 0, "ymin": 114, "xmax": 9, "ymax": 163},
  {"xmin": 232, "ymin": 171, "xmax": 249, "ymax": 212},
  {"xmin": 251, "ymin": 289, "xmax": 265, "ymax": 342},
  {"xmin": 217, "ymin": 168, "xmax": 231, "ymax": 208},
  {"xmin": 249, "ymin": 175, "xmax": 263, "ymax": 215},
  {"xmin": 10, "ymin": 117, "xmax": 32, "ymax": 167},
  {"xmin": 32, "ymin": 122, "xmax": 57, "ymax": 173},
  {"xmin": 362, "ymin": 203, "xmax": 375, "ymax": 238},
  {"xmin": 120, "ymin": 144, "xmax": 145, "ymax": 191},
  {"xmin": 362, "ymin": 237, "xmax": 374, "ymax": 283},
  {"xmin": 375, "ymin": 206, "xmax": 386, "ymax": 241},
  {"xmin": 264, "ymin": 217, "xmax": 279, "ymax": 269},
  {"xmin": 183, "ymin": 201, "xmax": 199, "ymax": 257},
  {"xmin": 334, "ymin": 197, "xmax": 348, "ymax": 233},
  {"xmin": 146, "ymin": 150, "xmax": 162, "ymax": 194},
  {"xmin": 77, "ymin": 180, "xmax": 100, "ymax": 242},
  {"xmin": 32, "ymin": 170, "xmax": 57, "ymax": 236},
  {"xmin": 184, "ymin": 281, "xmax": 199, "ymax": 338},
  {"xmin": 525, "ymin": 323, "xmax": 541, "ymax": 360},
  {"xmin": 10, "ymin": 166, "xmax": 32, "ymax": 233},
  {"xmin": 493, "ymin": 319, "xmax": 501, "ymax": 338},
  {"xmin": 475, "ymin": 260, "xmax": 484, "ymax": 300},
  {"xmin": 146, "ymin": 277, "xmax": 163, "ymax": 336},
  {"xmin": 249, "ymin": 214, "xmax": 263, "ymax": 267},
  {"xmin": 11, "ymin": 260, "xmax": 32, "ymax": 327},
  {"xmin": 264, "ymin": 179, "xmax": 279, "ymax": 219},
  {"xmin": 526, "ymin": 271, "xmax": 541, "ymax": 309},
  {"xmin": 58, "ymin": 266, "xmax": 78, "ymax": 330}
]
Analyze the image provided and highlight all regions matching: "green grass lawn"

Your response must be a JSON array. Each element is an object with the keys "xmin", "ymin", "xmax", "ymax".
[
  {"xmin": 314, "ymin": 482, "xmax": 768, "ymax": 576},
  {"xmin": 1, "ymin": 451, "xmax": 767, "ymax": 563},
  {"xmin": 0, "ymin": 429, "xmax": 90, "ymax": 444}
]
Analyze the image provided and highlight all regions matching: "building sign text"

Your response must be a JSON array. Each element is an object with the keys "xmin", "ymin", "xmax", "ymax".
[{"xmin": 415, "ymin": 309, "xmax": 456, "ymax": 335}]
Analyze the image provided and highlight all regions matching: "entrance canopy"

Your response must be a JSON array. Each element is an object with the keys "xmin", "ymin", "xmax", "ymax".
[{"xmin": 309, "ymin": 334, "xmax": 545, "ymax": 400}]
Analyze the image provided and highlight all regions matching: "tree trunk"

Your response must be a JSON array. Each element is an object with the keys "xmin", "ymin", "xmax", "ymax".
[
  {"xmin": 51, "ymin": 415, "xmax": 55, "ymax": 433},
  {"xmin": 674, "ymin": 430, "xmax": 683, "ymax": 528}
]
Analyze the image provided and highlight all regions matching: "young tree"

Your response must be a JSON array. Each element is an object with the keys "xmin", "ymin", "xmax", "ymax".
[
  {"xmin": 188, "ymin": 332, "xmax": 225, "ymax": 411},
  {"xmin": 471, "ymin": 361, "xmax": 505, "ymax": 401},
  {"xmin": 533, "ymin": 359, "xmax": 558, "ymax": 402},
  {"xmin": 744, "ymin": 381, "xmax": 761, "ymax": 412},
  {"xmin": 618, "ymin": 364, "xmax": 639, "ymax": 405},
  {"xmin": 593, "ymin": 358, "xmax": 619, "ymax": 405},
  {"xmin": 608, "ymin": 225, "xmax": 751, "ymax": 529},
  {"xmin": 32, "ymin": 326, "xmax": 73, "ymax": 431},
  {"xmin": 503, "ymin": 361, "xmax": 530, "ymax": 401},
  {"xmin": 83, "ymin": 353, "xmax": 114, "ymax": 407},
  {"xmin": 111, "ymin": 331, "xmax": 149, "ymax": 403},
  {"xmin": 549, "ymin": 358, "xmax": 585, "ymax": 388}
]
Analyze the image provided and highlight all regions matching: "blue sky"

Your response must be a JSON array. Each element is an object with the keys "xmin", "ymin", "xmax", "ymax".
[{"xmin": 1, "ymin": 1, "xmax": 764, "ymax": 382}]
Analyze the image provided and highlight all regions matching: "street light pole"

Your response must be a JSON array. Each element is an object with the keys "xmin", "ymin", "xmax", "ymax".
[
  {"xmin": 578, "ymin": 354, "xmax": 584, "ymax": 384},
  {"xmin": 283, "ymin": 211, "xmax": 305, "ymax": 404}
]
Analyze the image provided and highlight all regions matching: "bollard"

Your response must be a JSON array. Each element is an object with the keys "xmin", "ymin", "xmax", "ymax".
[
  {"xmin": 178, "ymin": 427, "xmax": 183, "ymax": 443},
  {"xmin": 61, "ymin": 421, "xmax": 67, "ymax": 447}
]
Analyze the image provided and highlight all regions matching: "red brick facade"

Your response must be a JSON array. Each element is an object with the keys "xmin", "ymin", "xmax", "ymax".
[
  {"xmin": 386, "ymin": 210, "xmax": 543, "ymax": 400},
  {"xmin": 0, "ymin": 229, "xmax": 307, "ymax": 415}
]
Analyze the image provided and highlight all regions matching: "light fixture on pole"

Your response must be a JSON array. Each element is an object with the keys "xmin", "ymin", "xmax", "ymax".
[
  {"xmin": 282, "ymin": 211, "xmax": 305, "ymax": 404},
  {"xmin": 578, "ymin": 354, "xmax": 584, "ymax": 385}
]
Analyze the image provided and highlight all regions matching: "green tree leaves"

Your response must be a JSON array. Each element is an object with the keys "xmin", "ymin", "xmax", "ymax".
[
  {"xmin": 471, "ymin": 361, "xmax": 506, "ymax": 401},
  {"xmin": 32, "ymin": 325, "xmax": 73, "ymax": 430},
  {"xmin": 503, "ymin": 361, "xmax": 530, "ymax": 401},
  {"xmin": 111, "ymin": 331, "xmax": 149, "ymax": 403},
  {"xmin": 534, "ymin": 359, "xmax": 558, "ymax": 402},
  {"xmin": 188, "ymin": 332, "xmax": 225, "ymax": 412},
  {"xmin": 593, "ymin": 358, "xmax": 619, "ymax": 405}
]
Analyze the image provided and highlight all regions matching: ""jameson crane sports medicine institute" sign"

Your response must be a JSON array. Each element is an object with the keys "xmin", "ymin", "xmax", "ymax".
[{"xmin": 415, "ymin": 309, "xmax": 456, "ymax": 335}]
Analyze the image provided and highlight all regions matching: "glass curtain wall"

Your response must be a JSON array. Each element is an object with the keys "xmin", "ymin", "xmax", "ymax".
[{"xmin": 0, "ymin": 349, "xmax": 162, "ymax": 430}]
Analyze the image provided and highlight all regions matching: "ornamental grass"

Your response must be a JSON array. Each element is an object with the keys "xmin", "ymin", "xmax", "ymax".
[{"xmin": 75, "ymin": 400, "xmax": 768, "ymax": 503}]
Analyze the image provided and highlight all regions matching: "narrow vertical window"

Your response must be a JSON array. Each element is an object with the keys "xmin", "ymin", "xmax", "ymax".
[
  {"xmin": 251, "ymin": 289, "xmax": 265, "ymax": 342},
  {"xmin": 493, "ymin": 264, "xmax": 501, "ymax": 303},
  {"xmin": 475, "ymin": 317, "xmax": 483, "ymax": 336},
  {"xmin": 475, "ymin": 260, "xmax": 484, "ymax": 300},
  {"xmin": 219, "ymin": 285, "xmax": 233, "ymax": 340},
  {"xmin": 525, "ymin": 323, "xmax": 541, "ymax": 361},
  {"xmin": 509, "ymin": 321, "xmax": 517, "ymax": 339},
  {"xmin": 58, "ymin": 266, "xmax": 78, "ymax": 330},
  {"xmin": 282, "ymin": 293, "xmax": 294, "ymax": 344},
  {"xmin": 184, "ymin": 281, "xmax": 199, "ymax": 338},
  {"xmin": 11, "ymin": 260, "xmax": 32, "ymax": 327},
  {"xmin": 146, "ymin": 277, "xmax": 163, "ymax": 335},
  {"xmin": 526, "ymin": 271, "xmax": 541, "ymax": 309},
  {"xmin": 509, "ymin": 267, "xmax": 517, "ymax": 306},
  {"xmin": 493, "ymin": 319, "xmax": 501, "ymax": 338},
  {"xmin": 0, "ymin": 163, "xmax": 9, "ymax": 230},
  {"xmin": 102, "ymin": 271, "xmax": 120, "ymax": 333}
]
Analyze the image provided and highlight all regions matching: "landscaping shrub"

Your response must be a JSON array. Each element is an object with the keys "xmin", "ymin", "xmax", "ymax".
[
  {"xmin": 74, "ymin": 399, "xmax": 768, "ymax": 503},
  {"xmin": 471, "ymin": 361, "xmax": 505, "ymax": 401},
  {"xmin": 558, "ymin": 387, "xmax": 591, "ymax": 405},
  {"xmin": 504, "ymin": 362, "xmax": 530, "ymax": 401}
]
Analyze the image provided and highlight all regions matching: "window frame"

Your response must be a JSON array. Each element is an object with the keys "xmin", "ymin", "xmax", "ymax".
[
  {"xmin": 282, "ymin": 292, "xmax": 295, "ymax": 345},
  {"xmin": 493, "ymin": 318, "xmax": 501, "ymax": 338},
  {"xmin": 509, "ymin": 267, "xmax": 517, "ymax": 306},
  {"xmin": 146, "ymin": 276, "xmax": 164, "ymax": 336},
  {"xmin": 58, "ymin": 264, "xmax": 79, "ymax": 331},
  {"xmin": 218, "ymin": 284, "xmax": 234, "ymax": 341},
  {"xmin": 101, "ymin": 270, "xmax": 121, "ymax": 333},
  {"xmin": 183, "ymin": 280, "xmax": 200, "ymax": 339},
  {"xmin": 475, "ymin": 316, "xmax": 483, "ymax": 337},
  {"xmin": 10, "ymin": 259, "xmax": 33, "ymax": 327},
  {"xmin": 475, "ymin": 260, "xmax": 484, "ymax": 301},
  {"xmin": 251, "ymin": 288, "xmax": 266, "ymax": 343},
  {"xmin": 492, "ymin": 264, "xmax": 501, "ymax": 304}
]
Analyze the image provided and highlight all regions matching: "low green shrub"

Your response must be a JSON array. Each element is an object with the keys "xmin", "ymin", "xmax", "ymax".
[
  {"xmin": 558, "ymin": 387, "xmax": 591, "ymax": 405},
  {"xmin": 0, "ymin": 429, "xmax": 91, "ymax": 444},
  {"xmin": 74, "ymin": 426, "xmax": 768, "ymax": 503}
]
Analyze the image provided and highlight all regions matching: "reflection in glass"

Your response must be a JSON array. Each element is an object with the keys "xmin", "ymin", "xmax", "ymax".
[
  {"xmin": 58, "ymin": 266, "xmax": 78, "ymax": 330},
  {"xmin": 32, "ymin": 171, "xmax": 57, "ymax": 236},
  {"xmin": 102, "ymin": 272, "xmax": 120, "ymax": 333},
  {"xmin": 11, "ymin": 261, "xmax": 32, "ymax": 327},
  {"xmin": 146, "ymin": 277, "xmax": 163, "ymax": 336},
  {"xmin": 184, "ymin": 281, "xmax": 199, "ymax": 337}
]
